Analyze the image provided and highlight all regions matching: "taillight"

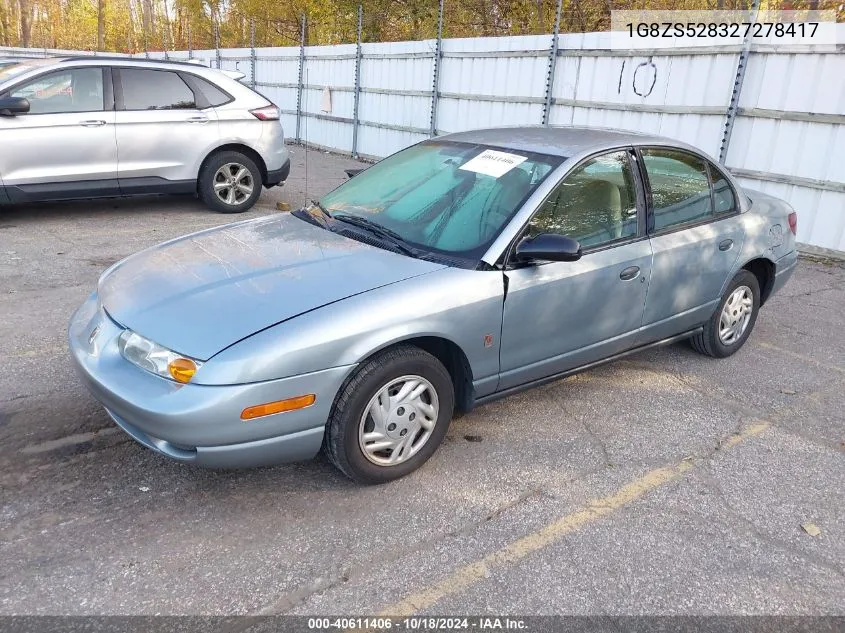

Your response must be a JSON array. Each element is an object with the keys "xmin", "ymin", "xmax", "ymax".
[
  {"xmin": 788, "ymin": 211, "xmax": 797, "ymax": 236},
  {"xmin": 250, "ymin": 105, "xmax": 280, "ymax": 121}
]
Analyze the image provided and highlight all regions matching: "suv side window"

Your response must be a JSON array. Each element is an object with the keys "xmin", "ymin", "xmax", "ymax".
[
  {"xmin": 527, "ymin": 150, "xmax": 638, "ymax": 249},
  {"xmin": 641, "ymin": 148, "xmax": 712, "ymax": 232},
  {"xmin": 9, "ymin": 68, "xmax": 104, "ymax": 114},
  {"xmin": 119, "ymin": 68, "xmax": 196, "ymax": 110}
]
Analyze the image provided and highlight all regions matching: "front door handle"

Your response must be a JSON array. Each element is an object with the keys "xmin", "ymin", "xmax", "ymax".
[
  {"xmin": 79, "ymin": 119, "xmax": 106, "ymax": 127},
  {"xmin": 619, "ymin": 266, "xmax": 640, "ymax": 281},
  {"xmin": 719, "ymin": 239, "xmax": 734, "ymax": 251},
  {"xmin": 186, "ymin": 115, "xmax": 209, "ymax": 124}
]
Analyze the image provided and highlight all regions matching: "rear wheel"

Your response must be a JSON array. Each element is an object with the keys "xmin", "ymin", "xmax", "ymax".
[
  {"xmin": 324, "ymin": 346, "xmax": 454, "ymax": 484},
  {"xmin": 691, "ymin": 269, "xmax": 760, "ymax": 358},
  {"xmin": 199, "ymin": 151, "xmax": 262, "ymax": 213}
]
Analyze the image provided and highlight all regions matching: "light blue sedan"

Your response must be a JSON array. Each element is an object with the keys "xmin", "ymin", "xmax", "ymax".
[{"xmin": 69, "ymin": 127, "xmax": 798, "ymax": 483}]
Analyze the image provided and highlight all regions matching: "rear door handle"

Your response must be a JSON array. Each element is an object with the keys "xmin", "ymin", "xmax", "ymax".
[
  {"xmin": 79, "ymin": 119, "xmax": 106, "ymax": 127},
  {"xmin": 186, "ymin": 115, "xmax": 209, "ymax": 124},
  {"xmin": 719, "ymin": 239, "xmax": 734, "ymax": 251},
  {"xmin": 619, "ymin": 266, "xmax": 640, "ymax": 281}
]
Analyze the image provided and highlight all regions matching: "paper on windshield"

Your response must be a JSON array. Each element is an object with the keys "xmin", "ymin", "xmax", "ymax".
[{"xmin": 459, "ymin": 149, "xmax": 527, "ymax": 178}]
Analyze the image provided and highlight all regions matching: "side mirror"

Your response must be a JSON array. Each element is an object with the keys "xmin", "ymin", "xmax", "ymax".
[
  {"xmin": 515, "ymin": 232, "xmax": 582, "ymax": 263},
  {"xmin": 345, "ymin": 168, "xmax": 364, "ymax": 179},
  {"xmin": 0, "ymin": 96, "xmax": 30, "ymax": 116}
]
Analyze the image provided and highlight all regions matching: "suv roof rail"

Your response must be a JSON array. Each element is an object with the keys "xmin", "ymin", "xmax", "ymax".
[{"xmin": 59, "ymin": 56, "xmax": 208, "ymax": 68}]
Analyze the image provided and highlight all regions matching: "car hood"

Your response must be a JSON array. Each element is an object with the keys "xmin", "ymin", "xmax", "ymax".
[{"xmin": 99, "ymin": 213, "xmax": 445, "ymax": 360}]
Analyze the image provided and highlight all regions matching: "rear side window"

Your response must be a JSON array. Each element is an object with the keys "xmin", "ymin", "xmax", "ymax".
[
  {"xmin": 187, "ymin": 75, "xmax": 231, "ymax": 107},
  {"xmin": 120, "ymin": 68, "xmax": 195, "ymax": 110},
  {"xmin": 709, "ymin": 165, "xmax": 738, "ymax": 215},
  {"xmin": 641, "ymin": 148, "xmax": 712, "ymax": 232}
]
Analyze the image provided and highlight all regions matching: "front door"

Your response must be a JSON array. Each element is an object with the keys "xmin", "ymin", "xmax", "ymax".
[
  {"xmin": 0, "ymin": 66, "xmax": 118, "ymax": 201},
  {"xmin": 499, "ymin": 149, "xmax": 653, "ymax": 390}
]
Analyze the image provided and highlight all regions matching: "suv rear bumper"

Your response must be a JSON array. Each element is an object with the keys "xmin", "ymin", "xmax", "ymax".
[{"xmin": 265, "ymin": 158, "xmax": 291, "ymax": 188}]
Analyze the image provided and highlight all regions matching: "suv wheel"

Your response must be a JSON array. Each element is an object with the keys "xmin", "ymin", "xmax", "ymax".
[{"xmin": 199, "ymin": 151, "xmax": 262, "ymax": 213}]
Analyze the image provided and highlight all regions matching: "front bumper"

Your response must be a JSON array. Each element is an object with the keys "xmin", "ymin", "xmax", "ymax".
[{"xmin": 68, "ymin": 292, "xmax": 351, "ymax": 468}]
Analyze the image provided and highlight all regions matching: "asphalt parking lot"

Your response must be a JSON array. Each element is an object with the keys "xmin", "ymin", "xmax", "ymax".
[{"xmin": 1, "ymin": 146, "xmax": 843, "ymax": 616}]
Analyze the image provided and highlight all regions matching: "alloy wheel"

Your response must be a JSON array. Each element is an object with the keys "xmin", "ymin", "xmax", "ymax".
[{"xmin": 213, "ymin": 163, "xmax": 254, "ymax": 206}]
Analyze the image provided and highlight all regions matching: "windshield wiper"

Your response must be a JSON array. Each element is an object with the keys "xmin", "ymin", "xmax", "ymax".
[
  {"xmin": 331, "ymin": 213, "xmax": 418, "ymax": 258},
  {"xmin": 310, "ymin": 199, "xmax": 332, "ymax": 219},
  {"xmin": 294, "ymin": 200, "xmax": 332, "ymax": 228}
]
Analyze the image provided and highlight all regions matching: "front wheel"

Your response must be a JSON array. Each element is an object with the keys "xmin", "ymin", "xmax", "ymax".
[
  {"xmin": 199, "ymin": 151, "xmax": 262, "ymax": 213},
  {"xmin": 691, "ymin": 269, "xmax": 760, "ymax": 358},
  {"xmin": 324, "ymin": 346, "xmax": 454, "ymax": 484}
]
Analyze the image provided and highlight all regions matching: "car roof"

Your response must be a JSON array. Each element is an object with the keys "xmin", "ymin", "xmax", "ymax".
[
  {"xmin": 440, "ymin": 126, "xmax": 678, "ymax": 158},
  {"xmin": 0, "ymin": 57, "xmax": 56, "ymax": 69}
]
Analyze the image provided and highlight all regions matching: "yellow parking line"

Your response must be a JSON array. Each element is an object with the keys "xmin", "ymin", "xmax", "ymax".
[{"xmin": 379, "ymin": 422, "xmax": 770, "ymax": 617}]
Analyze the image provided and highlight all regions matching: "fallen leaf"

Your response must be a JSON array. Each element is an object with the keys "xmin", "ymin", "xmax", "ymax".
[
  {"xmin": 276, "ymin": 202, "xmax": 291, "ymax": 212},
  {"xmin": 801, "ymin": 522, "xmax": 821, "ymax": 537}
]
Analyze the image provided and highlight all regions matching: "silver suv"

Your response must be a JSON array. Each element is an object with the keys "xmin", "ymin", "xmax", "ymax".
[{"xmin": 0, "ymin": 57, "xmax": 290, "ymax": 213}]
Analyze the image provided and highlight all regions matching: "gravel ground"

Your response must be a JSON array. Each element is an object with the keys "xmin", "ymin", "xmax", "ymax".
[{"xmin": 1, "ymin": 146, "xmax": 843, "ymax": 617}]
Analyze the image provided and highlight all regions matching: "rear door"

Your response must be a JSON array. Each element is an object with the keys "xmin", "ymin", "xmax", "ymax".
[
  {"xmin": 113, "ymin": 67, "xmax": 219, "ymax": 193},
  {"xmin": 0, "ymin": 66, "xmax": 118, "ymax": 201},
  {"xmin": 638, "ymin": 147, "xmax": 745, "ymax": 343},
  {"xmin": 498, "ymin": 148, "xmax": 653, "ymax": 390}
]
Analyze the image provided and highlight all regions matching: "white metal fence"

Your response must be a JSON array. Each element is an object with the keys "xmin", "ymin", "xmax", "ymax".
[{"xmin": 2, "ymin": 32, "xmax": 844, "ymax": 253}]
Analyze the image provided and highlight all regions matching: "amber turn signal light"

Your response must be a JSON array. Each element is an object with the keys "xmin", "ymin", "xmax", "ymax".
[
  {"xmin": 241, "ymin": 394, "xmax": 316, "ymax": 420},
  {"xmin": 168, "ymin": 358, "xmax": 198, "ymax": 384}
]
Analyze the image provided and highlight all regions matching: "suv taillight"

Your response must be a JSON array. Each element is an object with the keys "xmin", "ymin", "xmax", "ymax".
[
  {"xmin": 250, "ymin": 105, "xmax": 280, "ymax": 121},
  {"xmin": 788, "ymin": 212, "xmax": 798, "ymax": 236}
]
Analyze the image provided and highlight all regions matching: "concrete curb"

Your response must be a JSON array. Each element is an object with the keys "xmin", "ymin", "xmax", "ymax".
[{"xmin": 798, "ymin": 243, "xmax": 845, "ymax": 263}]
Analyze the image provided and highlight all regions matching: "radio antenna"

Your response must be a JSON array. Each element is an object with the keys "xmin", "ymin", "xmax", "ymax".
[{"xmin": 304, "ymin": 68, "xmax": 309, "ymax": 208}]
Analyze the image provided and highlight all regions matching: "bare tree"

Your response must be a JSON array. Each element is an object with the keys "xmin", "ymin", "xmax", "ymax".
[
  {"xmin": 18, "ymin": 0, "xmax": 31, "ymax": 47},
  {"xmin": 126, "ymin": 0, "xmax": 135, "ymax": 51},
  {"xmin": 141, "ymin": 0, "xmax": 153, "ymax": 43},
  {"xmin": 98, "ymin": 0, "xmax": 106, "ymax": 49}
]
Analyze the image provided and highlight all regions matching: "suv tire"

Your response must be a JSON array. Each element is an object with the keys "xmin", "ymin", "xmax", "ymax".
[{"xmin": 199, "ymin": 151, "xmax": 262, "ymax": 213}]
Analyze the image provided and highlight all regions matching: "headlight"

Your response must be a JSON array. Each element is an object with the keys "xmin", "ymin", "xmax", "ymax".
[{"xmin": 118, "ymin": 330, "xmax": 202, "ymax": 384}]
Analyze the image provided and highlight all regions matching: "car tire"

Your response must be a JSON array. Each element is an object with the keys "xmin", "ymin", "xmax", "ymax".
[
  {"xmin": 198, "ymin": 151, "xmax": 262, "ymax": 213},
  {"xmin": 690, "ymin": 269, "xmax": 760, "ymax": 359},
  {"xmin": 324, "ymin": 345, "xmax": 455, "ymax": 485}
]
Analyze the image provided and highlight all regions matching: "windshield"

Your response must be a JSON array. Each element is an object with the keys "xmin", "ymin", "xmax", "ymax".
[{"xmin": 319, "ymin": 140, "xmax": 563, "ymax": 260}]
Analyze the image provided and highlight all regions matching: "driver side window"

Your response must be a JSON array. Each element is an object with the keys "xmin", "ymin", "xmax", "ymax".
[
  {"xmin": 9, "ymin": 68, "xmax": 104, "ymax": 114},
  {"xmin": 527, "ymin": 150, "xmax": 638, "ymax": 249}
]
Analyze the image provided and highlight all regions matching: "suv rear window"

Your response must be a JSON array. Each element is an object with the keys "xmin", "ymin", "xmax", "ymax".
[{"xmin": 120, "ymin": 68, "xmax": 195, "ymax": 110}]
